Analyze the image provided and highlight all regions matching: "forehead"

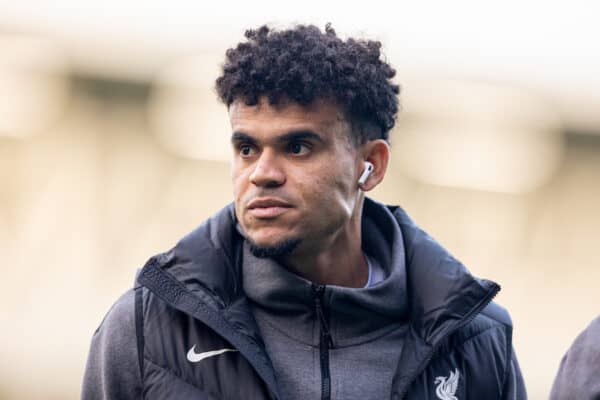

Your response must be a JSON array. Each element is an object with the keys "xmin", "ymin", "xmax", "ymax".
[{"xmin": 228, "ymin": 97, "xmax": 349, "ymax": 137}]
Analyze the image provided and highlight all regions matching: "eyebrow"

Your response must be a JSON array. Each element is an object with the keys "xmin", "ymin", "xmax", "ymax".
[
  {"xmin": 230, "ymin": 132, "xmax": 256, "ymax": 145},
  {"xmin": 230, "ymin": 130, "xmax": 325, "ymax": 145}
]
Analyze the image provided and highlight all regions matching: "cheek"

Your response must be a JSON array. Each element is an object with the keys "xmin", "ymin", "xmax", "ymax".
[
  {"xmin": 326, "ymin": 157, "xmax": 357, "ymax": 196},
  {"xmin": 301, "ymin": 164, "xmax": 356, "ymax": 217},
  {"xmin": 231, "ymin": 162, "xmax": 247, "ymax": 192},
  {"xmin": 231, "ymin": 165, "xmax": 249, "ymax": 212}
]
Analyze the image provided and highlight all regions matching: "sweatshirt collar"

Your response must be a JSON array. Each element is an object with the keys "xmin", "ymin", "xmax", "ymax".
[{"xmin": 242, "ymin": 199, "xmax": 409, "ymax": 347}]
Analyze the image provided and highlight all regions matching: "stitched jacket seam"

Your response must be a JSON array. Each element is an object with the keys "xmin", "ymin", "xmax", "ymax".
[
  {"xmin": 144, "ymin": 357, "xmax": 220, "ymax": 397},
  {"xmin": 454, "ymin": 324, "xmax": 504, "ymax": 348}
]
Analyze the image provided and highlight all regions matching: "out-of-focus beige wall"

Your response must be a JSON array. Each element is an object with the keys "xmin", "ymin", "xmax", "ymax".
[{"xmin": 1, "ymin": 8, "xmax": 600, "ymax": 399}]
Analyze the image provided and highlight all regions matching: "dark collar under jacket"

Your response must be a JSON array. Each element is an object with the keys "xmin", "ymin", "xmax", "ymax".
[{"xmin": 137, "ymin": 198, "xmax": 500, "ymax": 399}]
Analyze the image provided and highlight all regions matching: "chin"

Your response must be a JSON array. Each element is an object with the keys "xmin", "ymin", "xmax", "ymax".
[
  {"xmin": 248, "ymin": 233, "xmax": 290, "ymax": 249},
  {"xmin": 243, "ymin": 226, "xmax": 302, "ymax": 257},
  {"xmin": 245, "ymin": 225, "xmax": 290, "ymax": 244},
  {"xmin": 247, "ymin": 236, "xmax": 301, "ymax": 259}
]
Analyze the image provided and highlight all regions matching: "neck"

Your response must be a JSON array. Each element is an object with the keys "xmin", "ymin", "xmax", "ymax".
[{"xmin": 282, "ymin": 198, "xmax": 368, "ymax": 288}]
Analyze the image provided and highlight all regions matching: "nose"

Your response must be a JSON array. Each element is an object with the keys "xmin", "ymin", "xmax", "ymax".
[{"xmin": 249, "ymin": 151, "xmax": 285, "ymax": 188}]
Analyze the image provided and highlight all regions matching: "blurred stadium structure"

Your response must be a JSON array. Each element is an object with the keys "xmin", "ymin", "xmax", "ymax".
[{"xmin": 1, "ymin": 2, "xmax": 599, "ymax": 399}]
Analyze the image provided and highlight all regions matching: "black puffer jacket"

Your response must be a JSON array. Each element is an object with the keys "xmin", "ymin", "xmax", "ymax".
[{"xmin": 88, "ymin": 200, "xmax": 527, "ymax": 399}]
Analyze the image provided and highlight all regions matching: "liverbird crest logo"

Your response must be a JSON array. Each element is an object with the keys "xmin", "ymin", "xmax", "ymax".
[{"xmin": 434, "ymin": 368, "xmax": 460, "ymax": 400}]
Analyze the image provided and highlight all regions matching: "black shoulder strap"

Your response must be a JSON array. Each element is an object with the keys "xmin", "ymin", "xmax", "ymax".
[{"xmin": 134, "ymin": 276, "xmax": 145, "ymax": 384}]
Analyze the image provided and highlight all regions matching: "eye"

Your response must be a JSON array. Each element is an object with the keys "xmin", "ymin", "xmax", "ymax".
[
  {"xmin": 289, "ymin": 142, "xmax": 311, "ymax": 156},
  {"xmin": 239, "ymin": 144, "xmax": 256, "ymax": 157}
]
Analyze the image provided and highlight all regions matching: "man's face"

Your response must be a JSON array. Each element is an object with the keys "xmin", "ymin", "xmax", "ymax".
[{"xmin": 230, "ymin": 97, "xmax": 363, "ymax": 255}]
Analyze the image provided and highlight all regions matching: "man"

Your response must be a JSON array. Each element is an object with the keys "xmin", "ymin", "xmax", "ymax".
[
  {"xmin": 550, "ymin": 315, "xmax": 600, "ymax": 399},
  {"xmin": 82, "ymin": 24, "xmax": 526, "ymax": 399}
]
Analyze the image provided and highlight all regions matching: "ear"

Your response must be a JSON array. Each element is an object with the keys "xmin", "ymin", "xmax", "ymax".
[{"xmin": 358, "ymin": 139, "xmax": 390, "ymax": 191}]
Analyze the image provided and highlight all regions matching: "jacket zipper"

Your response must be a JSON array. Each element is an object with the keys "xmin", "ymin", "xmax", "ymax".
[
  {"xmin": 313, "ymin": 284, "xmax": 334, "ymax": 400},
  {"xmin": 396, "ymin": 283, "xmax": 500, "ymax": 400}
]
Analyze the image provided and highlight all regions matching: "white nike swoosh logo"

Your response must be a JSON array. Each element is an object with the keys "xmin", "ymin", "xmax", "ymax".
[{"xmin": 186, "ymin": 345, "xmax": 237, "ymax": 363}]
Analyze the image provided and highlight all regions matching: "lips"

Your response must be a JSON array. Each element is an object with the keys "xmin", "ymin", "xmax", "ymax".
[{"xmin": 247, "ymin": 197, "xmax": 292, "ymax": 218}]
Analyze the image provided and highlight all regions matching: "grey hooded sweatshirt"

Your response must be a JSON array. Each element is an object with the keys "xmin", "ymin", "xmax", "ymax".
[
  {"xmin": 242, "ymin": 204, "xmax": 410, "ymax": 400},
  {"xmin": 550, "ymin": 315, "xmax": 600, "ymax": 400}
]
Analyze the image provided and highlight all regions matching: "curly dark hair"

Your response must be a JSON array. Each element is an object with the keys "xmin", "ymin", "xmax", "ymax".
[{"xmin": 215, "ymin": 24, "xmax": 400, "ymax": 144}]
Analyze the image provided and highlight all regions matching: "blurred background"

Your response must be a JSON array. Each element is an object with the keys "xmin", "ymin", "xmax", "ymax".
[{"xmin": 1, "ymin": 1, "xmax": 599, "ymax": 399}]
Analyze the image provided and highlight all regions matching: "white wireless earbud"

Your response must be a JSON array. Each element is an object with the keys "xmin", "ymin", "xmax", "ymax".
[{"xmin": 358, "ymin": 161, "xmax": 374, "ymax": 185}]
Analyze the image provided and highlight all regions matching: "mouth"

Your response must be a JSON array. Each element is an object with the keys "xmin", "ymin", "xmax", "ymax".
[{"xmin": 247, "ymin": 197, "xmax": 293, "ymax": 219}]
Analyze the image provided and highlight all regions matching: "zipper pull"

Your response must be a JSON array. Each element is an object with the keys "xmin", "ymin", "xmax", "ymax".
[
  {"xmin": 313, "ymin": 285, "xmax": 334, "ymax": 349},
  {"xmin": 323, "ymin": 326, "xmax": 334, "ymax": 349}
]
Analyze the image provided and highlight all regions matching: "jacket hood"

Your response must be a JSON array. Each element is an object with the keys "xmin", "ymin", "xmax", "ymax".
[{"xmin": 384, "ymin": 201, "xmax": 499, "ymax": 344}]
